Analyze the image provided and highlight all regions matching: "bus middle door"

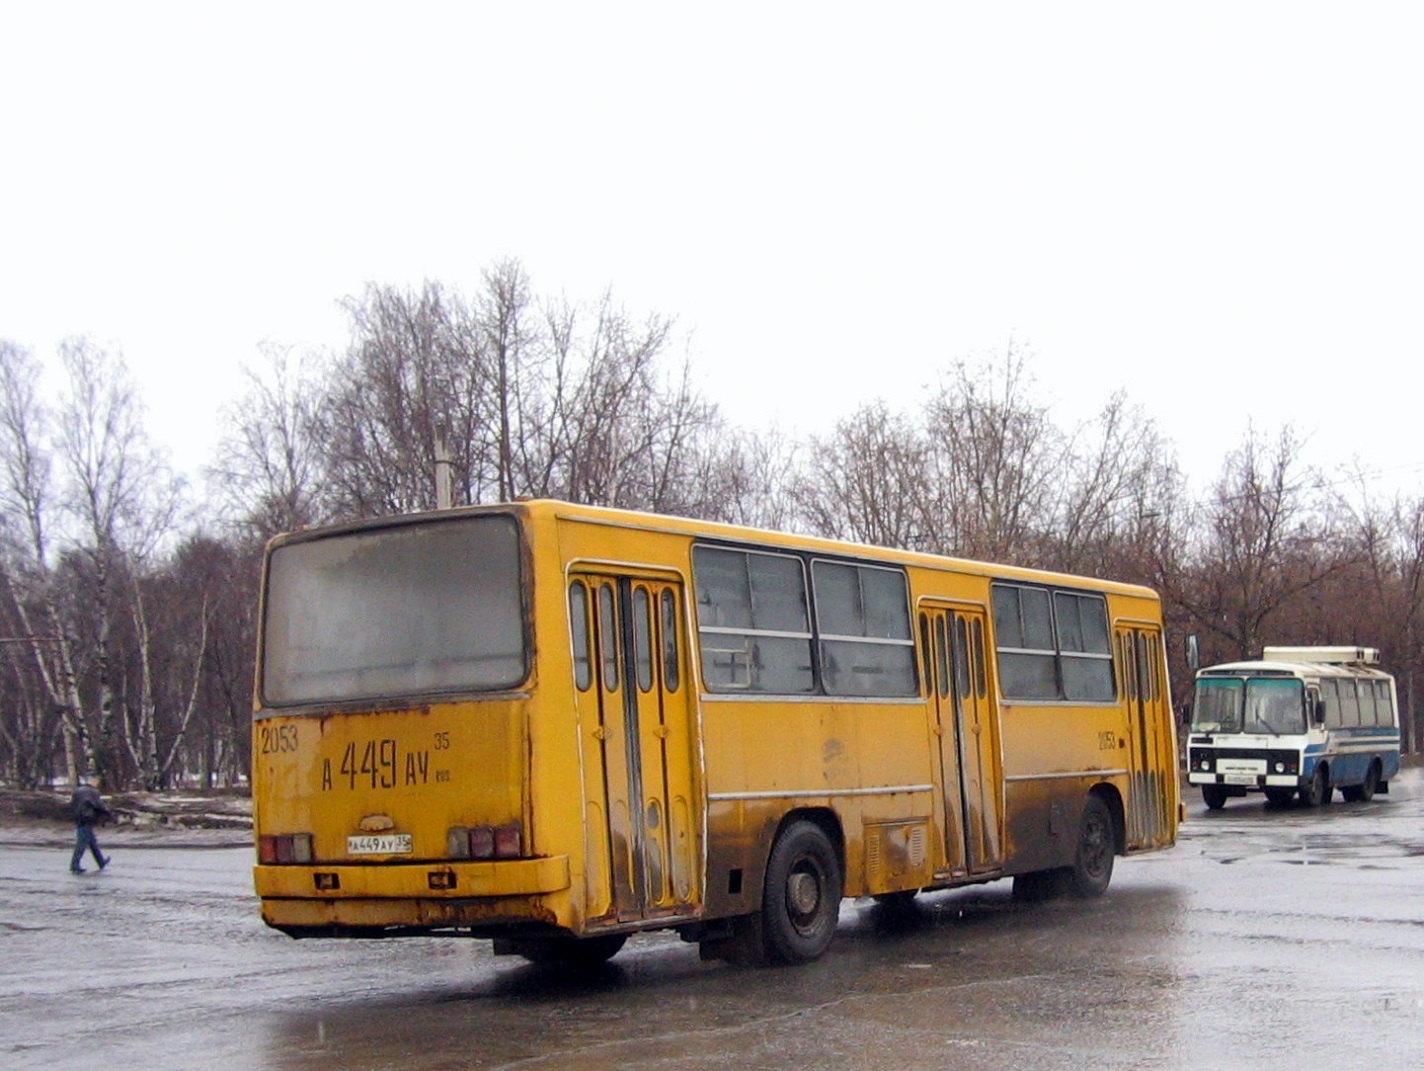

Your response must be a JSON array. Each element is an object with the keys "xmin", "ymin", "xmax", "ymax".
[
  {"xmin": 572, "ymin": 572, "xmax": 697, "ymax": 926},
  {"xmin": 922, "ymin": 603, "xmax": 1002, "ymax": 877}
]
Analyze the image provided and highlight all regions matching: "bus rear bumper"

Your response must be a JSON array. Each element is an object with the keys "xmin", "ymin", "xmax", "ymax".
[
  {"xmin": 255, "ymin": 856, "xmax": 572, "ymax": 933},
  {"xmin": 253, "ymin": 854, "xmax": 570, "ymax": 900},
  {"xmin": 258, "ymin": 895, "xmax": 562, "ymax": 933}
]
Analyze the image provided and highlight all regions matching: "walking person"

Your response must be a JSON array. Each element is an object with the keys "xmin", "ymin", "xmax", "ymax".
[{"xmin": 69, "ymin": 777, "xmax": 112, "ymax": 874}]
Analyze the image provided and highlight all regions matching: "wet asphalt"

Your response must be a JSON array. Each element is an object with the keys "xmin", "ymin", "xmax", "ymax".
[{"xmin": 4, "ymin": 768, "xmax": 1422, "ymax": 1071}]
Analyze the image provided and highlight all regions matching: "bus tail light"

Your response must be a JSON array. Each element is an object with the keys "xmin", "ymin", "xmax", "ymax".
[
  {"xmin": 259, "ymin": 833, "xmax": 313, "ymax": 865},
  {"xmin": 494, "ymin": 824, "xmax": 522, "ymax": 858},
  {"xmin": 447, "ymin": 823, "xmax": 523, "ymax": 860}
]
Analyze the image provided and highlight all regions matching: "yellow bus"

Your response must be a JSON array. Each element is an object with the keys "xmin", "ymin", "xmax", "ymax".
[{"xmin": 253, "ymin": 500, "xmax": 1180, "ymax": 965}]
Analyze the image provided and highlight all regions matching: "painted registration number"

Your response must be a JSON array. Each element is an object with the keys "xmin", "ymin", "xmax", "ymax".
[{"xmin": 347, "ymin": 833, "xmax": 412, "ymax": 855}]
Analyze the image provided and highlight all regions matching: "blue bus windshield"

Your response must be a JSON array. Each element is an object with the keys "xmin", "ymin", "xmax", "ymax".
[{"xmin": 1192, "ymin": 677, "xmax": 1306, "ymax": 735}]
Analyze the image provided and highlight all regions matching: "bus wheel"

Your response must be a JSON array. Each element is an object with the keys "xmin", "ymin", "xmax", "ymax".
[
  {"xmin": 761, "ymin": 820, "xmax": 843, "ymax": 964},
  {"xmin": 1301, "ymin": 765, "xmax": 1330, "ymax": 807},
  {"xmin": 1201, "ymin": 785, "xmax": 1229, "ymax": 810},
  {"xmin": 1357, "ymin": 761, "xmax": 1381, "ymax": 802},
  {"xmin": 1067, "ymin": 795, "xmax": 1115, "ymax": 899},
  {"xmin": 505, "ymin": 933, "xmax": 627, "ymax": 968}
]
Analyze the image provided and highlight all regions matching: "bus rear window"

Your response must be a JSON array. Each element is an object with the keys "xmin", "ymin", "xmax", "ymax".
[{"xmin": 262, "ymin": 515, "xmax": 526, "ymax": 705}]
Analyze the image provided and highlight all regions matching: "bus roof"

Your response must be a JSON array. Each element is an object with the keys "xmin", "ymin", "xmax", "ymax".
[
  {"xmin": 267, "ymin": 498, "xmax": 1162, "ymax": 602},
  {"xmin": 1260, "ymin": 646, "xmax": 1378, "ymax": 665},
  {"xmin": 1198, "ymin": 648, "xmax": 1392, "ymax": 681}
]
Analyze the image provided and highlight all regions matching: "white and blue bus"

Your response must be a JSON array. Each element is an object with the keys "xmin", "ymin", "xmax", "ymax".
[{"xmin": 1187, "ymin": 646, "xmax": 1401, "ymax": 810}]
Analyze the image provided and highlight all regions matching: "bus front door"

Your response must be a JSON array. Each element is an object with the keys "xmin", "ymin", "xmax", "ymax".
[
  {"xmin": 571, "ymin": 573, "xmax": 698, "ymax": 926},
  {"xmin": 922, "ymin": 604, "xmax": 1002, "ymax": 877}
]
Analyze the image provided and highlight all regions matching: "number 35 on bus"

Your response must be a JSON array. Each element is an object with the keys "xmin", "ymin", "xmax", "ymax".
[{"xmin": 252, "ymin": 500, "xmax": 1181, "ymax": 966}]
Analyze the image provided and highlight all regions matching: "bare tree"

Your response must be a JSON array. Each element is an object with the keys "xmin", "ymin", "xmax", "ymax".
[
  {"xmin": 479, "ymin": 260, "xmax": 533, "ymax": 503},
  {"xmin": 924, "ymin": 350, "xmax": 1064, "ymax": 563},
  {"xmin": 682, "ymin": 424, "xmax": 801, "ymax": 531},
  {"xmin": 212, "ymin": 341, "xmax": 329, "ymax": 540},
  {"xmin": 132, "ymin": 535, "xmax": 246, "ymax": 787},
  {"xmin": 793, "ymin": 402, "xmax": 934, "ymax": 549},
  {"xmin": 0, "ymin": 340, "xmax": 86, "ymax": 784},
  {"xmin": 1386, "ymin": 497, "xmax": 1424, "ymax": 752},
  {"xmin": 304, "ymin": 264, "xmax": 740, "ymax": 526},
  {"xmin": 480, "ymin": 281, "xmax": 724, "ymax": 514},
  {"xmin": 1171, "ymin": 426, "xmax": 1354, "ymax": 663},
  {"xmin": 1049, "ymin": 391, "xmax": 1184, "ymax": 581},
  {"xmin": 547, "ymin": 291, "xmax": 680, "ymax": 508},
  {"xmin": 320, "ymin": 282, "xmax": 488, "ymax": 518},
  {"xmin": 1330, "ymin": 476, "xmax": 1424, "ymax": 752},
  {"xmin": 53, "ymin": 338, "xmax": 182, "ymax": 786},
  {"xmin": 158, "ymin": 535, "xmax": 258, "ymax": 787}
]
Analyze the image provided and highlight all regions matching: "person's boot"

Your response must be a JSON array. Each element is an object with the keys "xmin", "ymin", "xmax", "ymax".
[
  {"xmin": 99, "ymin": 856, "xmax": 110, "ymax": 869},
  {"xmin": 70, "ymin": 866, "xmax": 86, "ymax": 874}
]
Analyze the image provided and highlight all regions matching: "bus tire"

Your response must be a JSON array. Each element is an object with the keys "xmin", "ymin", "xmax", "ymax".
[
  {"xmin": 1067, "ymin": 795, "xmax": 1115, "ymax": 899},
  {"xmin": 761, "ymin": 819, "xmax": 843, "ymax": 965},
  {"xmin": 1201, "ymin": 785, "xmax": 1229, "ymax": 810},
  {"xmin": 1355, "ymin": 760, "xmax": 1381, "ymax": 802},
  {"xmin": 1301, "ymin": 764, "xmax": 1330, "ymax": 807}
]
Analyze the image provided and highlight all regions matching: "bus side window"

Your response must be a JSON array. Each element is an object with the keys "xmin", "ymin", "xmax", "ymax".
[
  {"xmin": 811, "ymin": 560, "xmax": 916, "ymax": 697},
  {"xmin": 1358, "ymin": 680, "xmax": 1378, "ymax": 727},
  {"xmin": 935, "ymin": 615, "xmax": 950, "ymax": 699},
  {"xmin": 1377, "ymin": 681, "xmax": 1395, "ymax": 727},
  {"xmin": 660, "ymin": 589, "xmax": 680, "ymax": 693},
  {"xmin": 992, "ymin": 584, "xmax": 1056, "ymax": 699},
  {"xmin": 1134, "ymin": 633, "xmax": 1151, "ymax": 705},
  {"xmin": 633, "ymin": 586, "xmax": 654, "ymax": 693},
  {"xmin": 691, "ymin": 545, "xmax": 813, "ymax": 694},
  {"xmin": 1317, "ymin": 679, "xmax": 1335, "ymax": 728},
  {"xmin": 1148, "ymin": 633, "xmax": 1163, "ymax": 701},
  {"xmin": 1121, "ymin": 633, "xmax": 1139, "ymax": 702},
  {"xmin": 569, "ymin": 581, "xmax": 593, "ymax": 692},
  {"xmin": 952, "ymin": 615, "xmax": 971, "ymax": 698},
  {"xmin": 971, "ymin": 617, "xmax": 987, "ymax": 698},
  {"xmin": 598, "ymin": 582, "xmax": 620, "ymax": 692},
  {"xmin": 918, "ymin": 615, "xmax": 932, "ymax": 697},
  {"xmin": 1057, "ymin": 592, "xmax": 1114, "ymax": 701},
  {"xmin": 1340, "ymin": 680, "xmax": 1361, "ymax": 728}
]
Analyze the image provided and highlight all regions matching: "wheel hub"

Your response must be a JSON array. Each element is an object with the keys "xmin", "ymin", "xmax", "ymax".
[{"xmin": 787, "ymin": 871, "xmax": 820, "ymax": 915}]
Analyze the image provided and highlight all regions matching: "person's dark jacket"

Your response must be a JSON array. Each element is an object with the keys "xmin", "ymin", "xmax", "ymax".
[{"xmin": 70, "ymin": 784, "xmax": 111, "ymax": 827}]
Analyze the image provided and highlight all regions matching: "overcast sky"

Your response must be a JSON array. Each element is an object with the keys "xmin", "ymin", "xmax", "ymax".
[{"xmin": 2, "ymin": 2, "xmax": 1421, "ymax": 498}]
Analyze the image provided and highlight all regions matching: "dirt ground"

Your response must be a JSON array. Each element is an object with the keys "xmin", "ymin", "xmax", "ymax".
[{"xmin": 0, "ymin": 785, "xmax": 252, "ymax": 836}]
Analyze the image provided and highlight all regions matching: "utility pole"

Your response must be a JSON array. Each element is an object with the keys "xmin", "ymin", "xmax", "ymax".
[{"xmin": 434, "ymin": 423, "xmax": 453, "ymax": 510}]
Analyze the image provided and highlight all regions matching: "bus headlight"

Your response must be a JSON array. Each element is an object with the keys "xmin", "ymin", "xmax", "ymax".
[
  {"xmin": 1199, "ymin": 759, "xmax": 1211, "ymax": 771},
  {"xmin": 1274, "ymin": 761, "xmax": 1286, "ymax": 773}
]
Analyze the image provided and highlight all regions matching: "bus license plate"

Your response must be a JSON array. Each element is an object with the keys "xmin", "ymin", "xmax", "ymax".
[
  {"xmin": 347, "ymin": 833, "xmax": 412, "ymax": 855},
  {"xmin": 1223, "ymin": 775, "xmax": 1257, "ymax": 786}
]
